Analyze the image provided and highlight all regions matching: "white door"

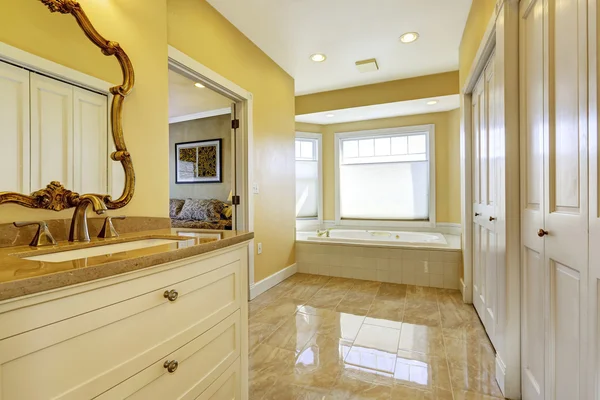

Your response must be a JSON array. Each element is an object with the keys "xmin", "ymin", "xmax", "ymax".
[
  {"xmin": 73, "ymin": 86, "xmax": 108, "ymax": 194},
  {"xmin": 588, "ymin": 0, "xmax": 599, "ymax": 398},
  {"xmin": 520, "ymin": 2, "xmax": 546, "ymax": 398},
  {"xmin": 472, "ymin": 74, "xmax": 486, "ymax": 320},
  {"xmin": 472, "ymin": 53, "xmax": 500, "ymax": 348},
  {"xmin": 0, "ymin": 61, "xmax": 30, "ymax": 194},
  {"xmin": 482, "ymin": 55, "xmax": 499, "ymax": 346},
  {"xmin": 520, "ymin": 0, "xmax": 589, "ymax": 398},
  {"xmin": 30, "ymin": 72, "xmax": 74, "ymax": 190},
  {"xmin": 543, "ymin": 0, "xmax": 588, "ymax": 397}
]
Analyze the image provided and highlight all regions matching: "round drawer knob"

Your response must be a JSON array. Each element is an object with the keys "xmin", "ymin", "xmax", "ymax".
[
  {"xmin": 537, "ymin": 229, "xmax": 549, "ymax": 237},
  {"xmin": 475, "ymin": 213, "xmax": 481, "ymax": 217},
  {"xmin": 489, "ymin": 216, "xmax": 496, "ymax": 222},
  {"xmin": 163, "ymin": 359, "xmax": 178, "ymax": 373},
  {"xmin": 163, "ymin": 289, "xmax": 178, "ymax": 302}
]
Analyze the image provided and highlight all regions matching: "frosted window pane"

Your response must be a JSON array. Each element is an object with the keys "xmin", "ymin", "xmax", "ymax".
[
  {"xmin": 296, "ymin": 160, "xmax": 318, "ymax": 218},
  {"xmin": 408, "ymin": 135, "xmax": 426, "ymax": 154},
  {"xmin": 391, "ymin": 136, "xmax": 408, "ymax": 155},
  {"xmin": 295, "ymin": 141, "xmax": 301, "ymax": 158},
  {"xmin": 300, "ymin": 141, "xmax": 314, "ymax": 159},
  {"xmin": 343, "ymin": 140, "xmax": 359, "ymax": 158},
  {"xmin": 374, "ymin": 138, "xmax": 391, "ymax": 156},
  {"xmin": 340, "ymin": 161, "xmax": 429, "ymax": 220},
  {"xmin": 359, "ymin": 139, "xmax": 374, "ymax": 157}
]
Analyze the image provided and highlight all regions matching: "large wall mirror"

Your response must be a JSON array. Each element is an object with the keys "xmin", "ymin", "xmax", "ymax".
[{"xmin": 0, "ymin": 0, "xmax": 135, "ymax": 211}]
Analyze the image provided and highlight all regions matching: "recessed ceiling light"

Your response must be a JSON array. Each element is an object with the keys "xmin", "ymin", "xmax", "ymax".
[
  {"xmin": 400, "ymin": 32, "xmax": 419, "ymax": 43},
  {"xmin": 194, "ymin": 82, "xmax": 205, "ymax": 88},
  {"xmin": 310, "ymin": 53, "xmax": 327, "ymax": 62},
  {"xmin": 427, "ymin": 100, "xmax": 439, "ymax": 105},
  {"xmin": 326, "ymin": 113, "xmax": 335, "ymax": 118}
]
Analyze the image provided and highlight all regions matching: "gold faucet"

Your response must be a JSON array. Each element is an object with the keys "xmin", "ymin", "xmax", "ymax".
[
  {"xmin": 69, "ymin": 194, "xmax": 108, "ymax": 242},
  {"xmin": 317, "ymin": 229, "xmax": 331, "ymax": 238}
]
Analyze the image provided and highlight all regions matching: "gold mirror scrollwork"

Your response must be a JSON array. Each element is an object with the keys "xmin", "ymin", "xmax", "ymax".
[{"xmin": 0, "ymin": 0, "xmax": 135, "ymax": 211}]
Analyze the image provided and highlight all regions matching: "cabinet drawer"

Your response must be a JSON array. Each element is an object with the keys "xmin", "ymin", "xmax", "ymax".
[
  {"xmin": 0, "ymin": 247, "xmax": 245, "ymax": 340},
  {"xmin": 196, "ymin": 359, "xmax": 241, "ymax": 400},
  {"xmin": 98, "ymin": 311, "xmax": 241, "ymax": 400},
  {"xmin": 0, "ymin": 261, "xmax": 242, "ymax": 400}
]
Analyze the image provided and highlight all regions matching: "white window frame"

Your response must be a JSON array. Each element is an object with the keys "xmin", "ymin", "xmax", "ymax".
[
  {"xmin": 334, "ymin": 124, "xmax": 436, "ymax": 228},
  {"xmin": 296, "ymin": 132, "xmax": 323, "ymax": 230}
]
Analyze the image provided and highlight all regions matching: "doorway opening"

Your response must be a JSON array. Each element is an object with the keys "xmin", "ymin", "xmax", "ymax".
[
  {"xmin": 168, "ymin": 67, "xmax": 237, "ymax": 231},
  {"xmin": 167, "ymin": 46, "xmax": 255, "ymax": 293}
]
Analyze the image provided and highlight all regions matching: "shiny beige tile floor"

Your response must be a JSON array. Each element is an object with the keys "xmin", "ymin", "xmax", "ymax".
[{"xmin": 249, "ymin": 273, "xmax": 506, "ymax": 400}]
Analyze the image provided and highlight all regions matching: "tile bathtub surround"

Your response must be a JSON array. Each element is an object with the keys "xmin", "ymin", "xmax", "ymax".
[
  {"xmin": 296, "ymin": 242, "xmax": 462, "ymax": 290},
  {"xmin": 249, "ymin": 274, "xmax": 505, "ymax": 400},
  {"xmin": 0, "ymin": 217, "xmax": 172, "ymax": 248}
]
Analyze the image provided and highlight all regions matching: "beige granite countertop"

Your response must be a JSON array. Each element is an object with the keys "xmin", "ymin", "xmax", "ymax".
[{"xmin": 0, "ymin": 228, "xmax": 253, "ymax": 302}]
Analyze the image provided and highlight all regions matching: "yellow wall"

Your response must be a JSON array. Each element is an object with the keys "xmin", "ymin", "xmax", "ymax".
[
  {"xmin": 0, "ymin": 0, "xmax": 169, "ymax": 223},
  {"xmin": 297, "ymin": 111, "xmax": 462, "ymax": 224},
  {"xmin": 296, "ymin": 71, "xmax": 460, "ymax": 115},
  {"xmin": 168, "ymin": 0, "xmax": 296, "ymax": 282},
  {"xmin": 459, "ymin": 0, "xmax": 497, "ymax": 88}
]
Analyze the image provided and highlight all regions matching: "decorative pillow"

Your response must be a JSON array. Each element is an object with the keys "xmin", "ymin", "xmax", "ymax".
[
  {"xmin": 169, "ymin": 199, "xmax": 185, "ymax": 219},
  {"xmin": 179, "ymin": 199, "xmax": 225, "ymax": 222},
  {"xmin": 222, "ymin": 204, "xmax": 233, "ymax": 219}
]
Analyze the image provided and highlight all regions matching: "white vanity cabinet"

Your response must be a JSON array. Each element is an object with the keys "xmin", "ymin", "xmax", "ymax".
[{"xmin": 0, "ymin": 244, "xmax": 249, "ymax": 400}]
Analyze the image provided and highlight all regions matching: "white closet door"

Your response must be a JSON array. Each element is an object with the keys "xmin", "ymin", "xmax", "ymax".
[
  {"xmin": 544, "ymin": 0, "xmax": 588, "ymax": 397},
  {"xmin": 521, "ymin": 0, "xmax": 589, "ymax": 398},
  {"xmin": 472, "ymin": 75, "xmax": 486, "ymax": 320},
  {"xmin": 0, "ymin": 61, "xmax": 30, "ymax": 194},
  {"xmin": 30, "ymin": 73, "xmax": 73, "ymax": 190},
  {"xmin": 588, "ymin": 0, "xmax": 599, "ymax": 398},
  {"xmin": 520, "ymin": 1, "xmax": 546, "ymax": 399},
  {"xmin": 472, "ymin": 53, "xmax": 500, "ymax": 350},
  {"xmin": 73, "ymin": 87, "xmax": 108, "ymax": 194},
  {"xmin": 482, "ymin": 55, "xmax": 499, "ymax": 346}
]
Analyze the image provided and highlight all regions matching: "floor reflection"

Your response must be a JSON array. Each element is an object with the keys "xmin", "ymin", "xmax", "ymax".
[{"xmin": 249, "ymin": 274, "xmax": 505, "ymax": 399}]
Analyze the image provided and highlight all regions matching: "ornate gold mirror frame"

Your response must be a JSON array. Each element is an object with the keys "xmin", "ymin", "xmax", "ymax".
[{"xmin": 0, "ymin": 0, "xmax": 135, "ymax": 211}]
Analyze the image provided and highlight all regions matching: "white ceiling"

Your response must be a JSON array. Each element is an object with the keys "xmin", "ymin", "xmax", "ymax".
[
  {"xmin": 295, "ymin": 94, "xmax": 460, "ymax": 125},
  {"xmin": 168, "ymin": 69, "xmax": 232, "ymax": 119},
  {"xmin": 207, "ymin": 0, "xmax": 472, "ymax": 95}
]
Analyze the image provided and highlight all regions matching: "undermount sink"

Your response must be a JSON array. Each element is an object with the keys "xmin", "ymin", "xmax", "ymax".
[{"xmin": 23, "ymin": 238, "xmax": 190, "ymax": 263}]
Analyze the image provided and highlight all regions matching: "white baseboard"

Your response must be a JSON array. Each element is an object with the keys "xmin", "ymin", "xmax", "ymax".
[
  {"xmin": 495, "ymin": 353, "xmax": 507, "ymax": 397},
  {"xmin": 249, "ymin": 263, "xmax": 297, "ymax": 300}
]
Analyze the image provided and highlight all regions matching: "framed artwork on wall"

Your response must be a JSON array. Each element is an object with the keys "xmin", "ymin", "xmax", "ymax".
[{"xmin": 175, "ymin": 139, "xmax": 222, "ymax": 184}]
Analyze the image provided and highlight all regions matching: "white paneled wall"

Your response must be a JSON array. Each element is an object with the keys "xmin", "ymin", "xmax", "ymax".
[{"xmin": 296, "ymin": 242, "xmax": 461, "ymax": 289}]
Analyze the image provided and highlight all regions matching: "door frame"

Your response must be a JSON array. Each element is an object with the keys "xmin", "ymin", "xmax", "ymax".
[
  {"xmin": 459, "ymin": 0, "xmax": 521, "ymax": 397},
  {"xmin": 168, "ymin": 46, "xmax": 255, "ymax": 296}
]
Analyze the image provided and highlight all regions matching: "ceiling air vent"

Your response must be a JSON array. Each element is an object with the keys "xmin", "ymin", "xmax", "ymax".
[{"xmin": 355, "ymin": 58, "xmax": 379, "ymax": 73}]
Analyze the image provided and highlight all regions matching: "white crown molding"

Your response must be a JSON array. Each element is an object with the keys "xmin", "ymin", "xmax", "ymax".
[{"xmin": 169, "ymin": 107, "xmax": 231, "ymax": 124}]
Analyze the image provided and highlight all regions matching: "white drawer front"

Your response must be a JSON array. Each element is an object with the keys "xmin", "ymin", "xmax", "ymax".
[
  {"xmin": 0, "ymin": 261, "xmax": 241, "ymax": 400},
  {"xmin": 196, "ymin": 359, "xmax": 241, "ymax": 400},
  {"xmin": 99, "ymin": 311, "xmax": 241, "ymax": 400},
  {"xmin": 0, "ymin": 247, "xmax": 245, "ymax": 340}
]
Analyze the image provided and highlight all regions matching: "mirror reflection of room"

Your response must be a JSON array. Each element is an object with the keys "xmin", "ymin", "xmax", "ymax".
[{"xmin": 168, "ymin": 68, "xmax": 235, "ymax": 230}]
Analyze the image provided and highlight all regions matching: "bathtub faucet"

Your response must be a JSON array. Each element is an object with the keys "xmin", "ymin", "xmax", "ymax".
[{"xmin": 317, "ymin": 229, "xmax": 331, "ymax": 238}]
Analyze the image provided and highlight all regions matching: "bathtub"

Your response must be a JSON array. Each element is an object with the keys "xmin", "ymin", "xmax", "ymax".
[
  {"xmin": 295, "ymin": 228, "xmax": 461, "ymax": 289},
  {"xmin": 306, "ymin": 229, "xmax": 448, "ymax": 247}
]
